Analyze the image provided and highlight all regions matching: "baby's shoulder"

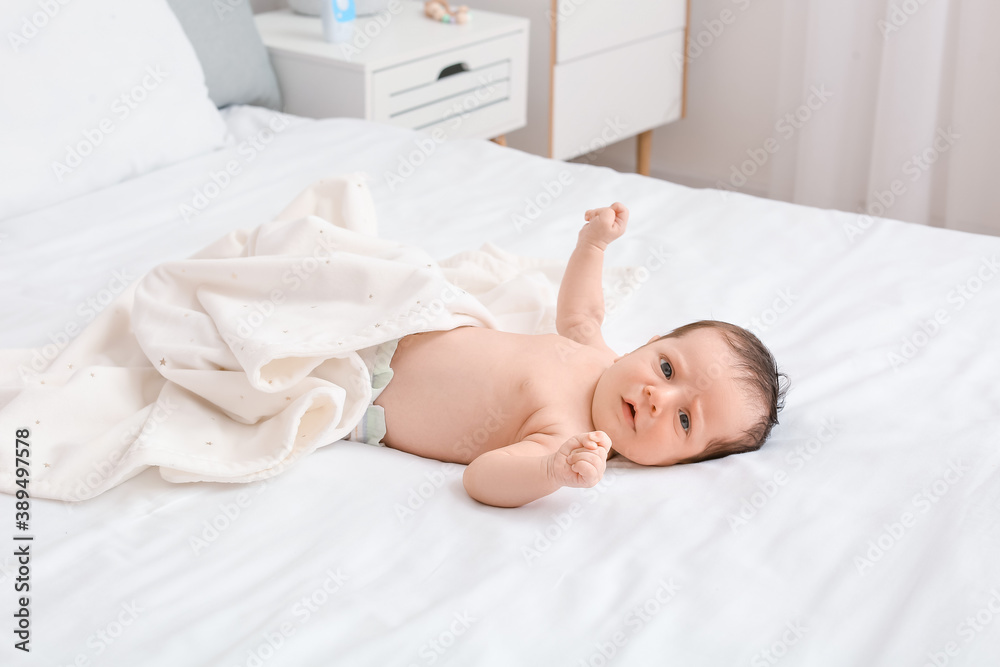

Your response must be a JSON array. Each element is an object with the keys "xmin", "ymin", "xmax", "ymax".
[{"xmin": 532, "ymin": 332, "xmax": 617, "ymax": 373}]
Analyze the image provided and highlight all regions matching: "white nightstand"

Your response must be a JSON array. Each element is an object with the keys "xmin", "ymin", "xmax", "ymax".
[
  {"xmin": 472, "ymin": 0, "xmax": 689, "ymax": 174},
  {"xmin": 254, "ymin": 3, "xmax": 529, "ymax": 143}
]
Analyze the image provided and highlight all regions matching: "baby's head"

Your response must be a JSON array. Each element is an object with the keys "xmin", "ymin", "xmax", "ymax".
[{"xmin": 592, "ymin": 320, "xmax": 788, "ymax": 466}]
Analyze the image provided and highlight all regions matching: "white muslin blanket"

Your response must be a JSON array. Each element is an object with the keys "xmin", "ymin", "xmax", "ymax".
[{"xmin": 0, "ymin": 174, "xmax": 566, "ymax": 501}]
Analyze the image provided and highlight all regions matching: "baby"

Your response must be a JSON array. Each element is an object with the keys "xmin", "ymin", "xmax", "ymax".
[{"xmin": 366, "ymin": 203, "xmax": 787, "ymax": 508}]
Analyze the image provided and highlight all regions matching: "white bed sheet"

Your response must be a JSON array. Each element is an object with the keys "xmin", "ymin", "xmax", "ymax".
[{"xmin": 1, "ymin": 105, "xmax": 998, "ymax": 666}]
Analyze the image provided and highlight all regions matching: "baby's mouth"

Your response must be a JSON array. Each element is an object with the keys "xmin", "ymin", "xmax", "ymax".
[{"xmin": 622, "ymin": 398, "xmax": 635, "ymax": 431}]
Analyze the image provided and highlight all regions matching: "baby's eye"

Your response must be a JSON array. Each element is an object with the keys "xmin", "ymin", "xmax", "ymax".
[
  {"xmin": 680, "ymin": 412, "xmax": 690, "ymax": 432},
  {"xmin": 660, "ymin": 359, "xmax": 673, "ymax": 379}
]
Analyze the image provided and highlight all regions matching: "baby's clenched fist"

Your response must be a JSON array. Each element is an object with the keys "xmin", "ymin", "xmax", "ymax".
[
  {"xmin": 548, "ymin": 431, "xmax": 611, "ymax": 488},
  {"xmin": 580, "ymin": 202, "xmax": 629, "ymax": 250}
]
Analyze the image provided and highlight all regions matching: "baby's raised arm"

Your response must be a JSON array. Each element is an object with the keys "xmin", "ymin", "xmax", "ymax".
[{"xmin": 556, "ymin": 203, "xmax": 629, "ymax": 352}]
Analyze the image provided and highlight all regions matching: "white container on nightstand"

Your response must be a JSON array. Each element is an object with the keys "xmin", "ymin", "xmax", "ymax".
[
  {"xmin": 289, "ymin": 0, "xmax": 390, "ymax": 17},
  {"xmin": 255, "ymin": 2, "xmax": 530, "ymax": 142}
]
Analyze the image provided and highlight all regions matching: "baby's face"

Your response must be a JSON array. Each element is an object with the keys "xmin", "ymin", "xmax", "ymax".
[{"xmin": 592, "ymin": 328, "xmax": 757, "ymax": 466}]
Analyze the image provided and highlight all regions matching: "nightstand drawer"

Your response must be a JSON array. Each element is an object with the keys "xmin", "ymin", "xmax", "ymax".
[
  {"xmin": 381, "ymin": 59, "xmax": 511, "ymax": 117},
  {"xmin": 386, "ymin": 79, "xmax": 513, "ymax": 133},
  {"xmin": 556, "ymin": 0, "xmax": 687, "ymax": 63},
  {"xmin": 255, "ymin": 7, "xmax": 529, "ymax": 142},
  {"xmin": 551, "ymin": 29, "xmax": 684, "ymax": 161},
  {"xmin": 371, "ymin": 31, "xmax": 526, "ymax": 138}
]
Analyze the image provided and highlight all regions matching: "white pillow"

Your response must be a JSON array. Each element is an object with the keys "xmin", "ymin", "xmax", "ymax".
[{"xmin": 0, "ymin": 0, "xmax": 229, "ymax": 219}]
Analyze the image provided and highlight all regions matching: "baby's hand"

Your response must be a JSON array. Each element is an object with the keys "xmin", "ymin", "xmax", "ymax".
[
  {"xmin": 548, "ymin": 431, "xmax": 611, "ymax": 488},
  {"xmin": 580, "ymin": 202, "xmax": 629, "ymax": 250}
]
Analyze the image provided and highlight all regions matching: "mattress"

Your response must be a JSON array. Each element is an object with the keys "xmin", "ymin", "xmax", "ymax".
[{"xmin": 1, "ymin": 105, "xmax": 998, "ymax": 666}]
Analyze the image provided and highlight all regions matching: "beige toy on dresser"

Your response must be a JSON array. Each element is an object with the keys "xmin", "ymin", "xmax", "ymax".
[{"xmin": 424, "ymin": 0, "xmax": 469, "ymax": 24}]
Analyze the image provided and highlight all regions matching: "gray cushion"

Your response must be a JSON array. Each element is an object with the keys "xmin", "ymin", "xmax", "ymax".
[{"xmin": 166, "ymin": 0, "xmax": 282, "ymax": 110}]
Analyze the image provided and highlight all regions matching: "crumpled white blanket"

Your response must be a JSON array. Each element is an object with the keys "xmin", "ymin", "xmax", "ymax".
[{"xmin": 0, "ymin": 174, "xmax": 574, "ymax": 501}]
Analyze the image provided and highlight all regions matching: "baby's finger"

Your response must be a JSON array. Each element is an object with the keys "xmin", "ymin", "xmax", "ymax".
[
  {"xmin": 574, "ymin": 446, "xmax": 606, "ymax": 464},
  {"xmin": 570, "ymin": 461, "xmax": 602, "ymax": 486},
  {"xmin": 569, "ymin": 450, "xmax": 605, "ymax": 469},
  {"xmin": 566, "ymin": 448, "xmax": 594, "ymax": 465},
  {"xmin": 589, "ymin": 431, "xmax": 610, "ymax": 448}
]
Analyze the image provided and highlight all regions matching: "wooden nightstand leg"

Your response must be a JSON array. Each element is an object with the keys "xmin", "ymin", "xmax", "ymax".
[
  {"xmin": 491, "ymin": 135, "xmax": 507, "ymax": 146},
  {"xmin": 637, "ymin": 130, "xmax": 653, "ymax": 176}
]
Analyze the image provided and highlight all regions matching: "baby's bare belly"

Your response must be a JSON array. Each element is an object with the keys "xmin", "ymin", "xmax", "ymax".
[{"xmin": 372, "ymin": 327, "xmax": 560, "ymax": 463}]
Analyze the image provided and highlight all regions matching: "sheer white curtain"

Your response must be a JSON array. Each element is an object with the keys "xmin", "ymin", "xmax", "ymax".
[{"xmin": 768, "ymin": 0, "xmax": 1000, "ymax": 237}]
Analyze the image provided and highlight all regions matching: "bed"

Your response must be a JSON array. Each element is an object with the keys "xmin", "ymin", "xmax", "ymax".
[{"xmin": 2, "ymin": 1, "xmax": 999, "ymax": 666}]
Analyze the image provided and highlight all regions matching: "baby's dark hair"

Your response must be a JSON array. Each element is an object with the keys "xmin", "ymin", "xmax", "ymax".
[{"xmin": 663, "ymin": 320, "xmax": 788, "ymax": 464}]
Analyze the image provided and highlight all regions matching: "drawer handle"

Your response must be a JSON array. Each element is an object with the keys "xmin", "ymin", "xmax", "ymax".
[{"xmin": 438, "ymin": 62, "xmax": 469, "ymax": 79}]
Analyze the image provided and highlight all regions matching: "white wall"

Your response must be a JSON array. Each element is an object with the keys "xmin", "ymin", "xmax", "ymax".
[{"xmin": 575, "ymin": 0, "xmax": 999, "ymax": 239}]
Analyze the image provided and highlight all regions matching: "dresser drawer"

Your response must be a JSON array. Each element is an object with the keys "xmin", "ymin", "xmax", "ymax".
[
  {"xmin": 551, "ymin": 29, "xmax": 685, "ymax": 161},
  {"xmin": 372, "ymin": 31, "xmax": 527, "ymax": 139},
  {"xmin": 556, "ymin": 0, "xmax": 687, "ymax": 63}
]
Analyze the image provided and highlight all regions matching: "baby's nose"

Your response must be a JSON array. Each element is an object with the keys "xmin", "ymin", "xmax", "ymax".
[
  {"xmin": 644, "ymin": 384, "xmax": 680, "ymax": 415},
  {"xmin": 644, "ymin": 384, "xmax": 667, "ymax": 414}
]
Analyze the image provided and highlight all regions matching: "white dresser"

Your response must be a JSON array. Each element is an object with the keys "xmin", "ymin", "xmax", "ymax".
[
  {"xmin": 254, "ymin": 4, "xmax": 529, "ymax": 142},
  {"xmin": 473, "ymin": 0, "xmax": 689, "ymax": 173}
]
